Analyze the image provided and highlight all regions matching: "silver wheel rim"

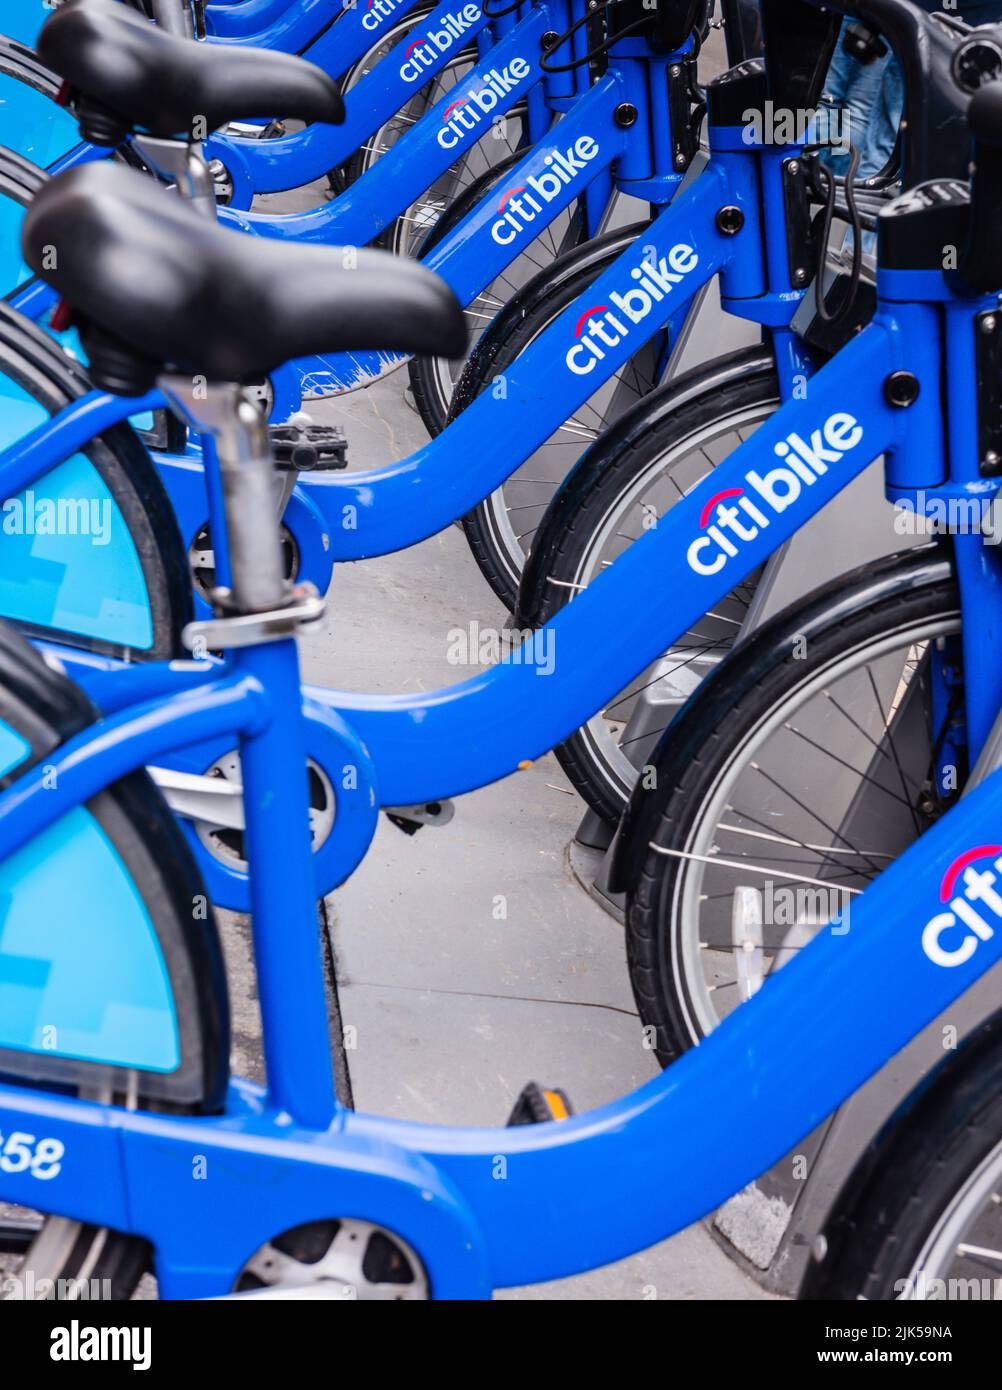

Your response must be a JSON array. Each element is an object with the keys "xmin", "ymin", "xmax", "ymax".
[
  {"xmin": 904, "ymin": 1136, "xmax": 1002, "ymax": 1298},
  {"xmin": 671, "ymin": 616, "xmax": 959, "ymax": 1040},
  {"xmin": 562, "ymin": 400, "xmax": 775, "ymax": 807},
  {"xmin": 475, "ymin": 305, "xmax": 666, "ymax": 591},
  {"xmin": 237, "ymin": 1218, "xmax": 429, "ymax": 1300}
]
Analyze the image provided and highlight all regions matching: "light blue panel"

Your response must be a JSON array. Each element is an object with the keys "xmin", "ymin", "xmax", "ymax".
[
  {"xmin": 48, "ymin": 327, "xmax": 157, "ymax": 434},
  {"xmin": 0, "ymin": 717, "xmax": 29, "ymax": 777},
  {"xmin": 0, "ymin": 376, "xmax": 155, "ymax": 649},
  {"xmin": 0, "ymin": 184, "xmax": 28, "ymax": 296},
  {"xmin": 0, "ymin": 804, "xmax": 180, "ymax": 1071},
  {"xmin": 0, "ymin": 72, "xmax": 81, "ymax": 168},
  {"xmin": 0, "ymin": 1, "xmax": 51, "ymax": 46}
]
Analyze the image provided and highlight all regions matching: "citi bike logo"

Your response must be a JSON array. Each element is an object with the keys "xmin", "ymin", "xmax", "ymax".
[
  {"xmin": 400, "ymin": 4, "xmax": 482, "ymax": 81},
  {"xmin": 687, "ymin": 413, "xmax": 865, "ymax": 577},
  {"xmin": 436, "ymin": 58, "xmax": 532, "ymax": 149},
  {"xmin": 491, "ymin": 136, "xmax": 600, "ymax": 246},
  {"xmin": 922, "ymin": 845, "xmax": 1002, "ymax": 968},
  {"xmin": 361, "ymin": 0, "xmax": 408, "ymax": 32},
  {"xmin": 565, "ymin": 244, "xmax": 700, "ymax": 376}
]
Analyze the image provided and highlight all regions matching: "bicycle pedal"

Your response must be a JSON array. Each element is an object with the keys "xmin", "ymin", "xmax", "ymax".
[
  {"xmin": 506, "ymin": 1082, "xmax": 573, "ymax": 1126},
  {"xmin": 384, "ymin": 800, "xmax": 455, "ymax": 835},
  {"xmin": 269, "ymin": 421, "xmax": 348, "ymax": 473}
]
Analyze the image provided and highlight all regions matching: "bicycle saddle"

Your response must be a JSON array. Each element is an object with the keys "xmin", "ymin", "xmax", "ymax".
[
  {"xmin": 37, "ymin": 0, "xmax": 344, "ymax": 144},
  {"xmin": 21, "ymin": 162, "xmax": 468, "ymax": 392}
]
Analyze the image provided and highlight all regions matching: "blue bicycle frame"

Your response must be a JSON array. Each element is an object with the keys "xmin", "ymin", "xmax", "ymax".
[
  {"xmin": 1, "ymin": 244, "xmax": 1001, "ymax": 1292},
  {"xmin": 205, "ymin": 0, "xmax": 519, "ymax": 205},
  {"xmin": 10, "ymin": 0, "xmax": 533, "ymax": 211},
  {"xmin": 0, "ymin": 14, "xmax": 729, "ymax": 647},
  {"xmin": 6, "ymin": 1, "xmax": 616, "ymax": 396},
  {"xmin": 165, "ymin": 116, "xmax": 812, "ymax": 552}
]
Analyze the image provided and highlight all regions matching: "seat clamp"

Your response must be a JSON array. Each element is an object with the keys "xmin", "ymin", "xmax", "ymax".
[{"xmin": 182, "ymin": 583, "xmax": 325, "ymax": 653}]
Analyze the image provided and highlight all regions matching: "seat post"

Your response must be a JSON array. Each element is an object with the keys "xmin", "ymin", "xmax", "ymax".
[
  {"xmin": 132, "ymin": 136, "xmax": 218, "ymax": 218},
  {"xmin": 160, "ymin": 379, "xmax": 288, "ymax": 615},
  {"xmin": 150, "ymin": 0, "xmax": 195, "ymax": 39}
]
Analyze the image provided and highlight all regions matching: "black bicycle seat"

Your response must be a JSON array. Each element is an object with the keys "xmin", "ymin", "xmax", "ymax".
[
  {"xmin": 21, "ymin": 162, "xmax": 468, "ymax": 391},
  {"xmin": 37, "ymin": 0, "xmax": 344, "ymax": 143}
]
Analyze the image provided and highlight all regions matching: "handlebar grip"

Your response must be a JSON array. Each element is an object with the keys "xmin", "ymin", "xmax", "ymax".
[{"xmin": 958, "ymin": 82, "xmax": 1002, "ymax": 293}]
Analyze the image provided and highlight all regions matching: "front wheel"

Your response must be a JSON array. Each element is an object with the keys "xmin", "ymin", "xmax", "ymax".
[
  {"xmin": 521, "ymin": 352, "xmax": 779, "ymax": 825},
  {"xmin": 802, "ymin": 1010, "xmax": 1002, "ymax": 1300},
  {"xmin": 623, "ymin": 547, "xmax": 961, "ymax": 1064}
]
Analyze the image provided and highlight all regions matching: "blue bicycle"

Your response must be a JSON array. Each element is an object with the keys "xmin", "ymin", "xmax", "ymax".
[{"xmin": 0, "ymin": 0, "xmax": 714, "ymax": 614}]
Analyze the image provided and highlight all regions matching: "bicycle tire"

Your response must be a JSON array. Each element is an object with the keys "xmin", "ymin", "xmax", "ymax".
[
  {"xmin": 801, "ymin": 1007, "xmax": 1002, "ymax": 1300},
  {"xmin": 518, "ymin": 349, "xmax": 779, "ymax": 824},
  {"xmin": 452, "ymin": 220, "xmax": 657, "ymax": 607},
  {"xmin": 619, "ymin": 546, "xmax": 959, "ymax": 1064}
]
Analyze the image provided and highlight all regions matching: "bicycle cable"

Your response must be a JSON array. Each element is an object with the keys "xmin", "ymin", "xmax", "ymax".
[
  {"xmin": 538, "ymin": 0, "xmax": 698, "ymax": 75},
  {"xmin": 810, "ymin": 140, "xmax": 864, "ymax": 324},
  {"xmin": 481, "ymin": 0, "xmax": 522, "ymax": 22}
]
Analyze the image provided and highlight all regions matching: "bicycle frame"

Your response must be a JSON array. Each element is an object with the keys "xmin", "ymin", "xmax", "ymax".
[
  {"xmin": 0, "ymin": 96, "xmax": 825, "ymax": 920},
  {"xmin": 10, "ymin": 0, "xmax": 528, "ymax": 211},
  {"xmin": 47, "ymin": 266, "xmax": 1000, "ymax": 798},
  {"xmin": 204, "ymin": 0, "xmax": 345, "ymax": 48},
  {"xmin": 2, "ymin": 267, "xmax": 1002, "ymax": 1291},
  {"xmin": 7, "ymin": 1, "xmax": 656, "ymax": 399},
  {"xmin": 161, "ymin": 117, "xmax": 810, "ymax": 549},
  {"xmin": 0, "ymin": 17, "xmax": 738, "ymax": 645},
  {"xmin": 0, "ymin": 108, "xmax": 820, "ymax": 915},
  {"xmin": 204, "ymin": 0, "xmax": 526, "ymax": 203}
]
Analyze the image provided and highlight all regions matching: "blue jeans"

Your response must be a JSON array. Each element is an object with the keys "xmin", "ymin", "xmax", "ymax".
[{"xmin": 821, "ymin": 18, "xmax": 903, "ymax": 178}]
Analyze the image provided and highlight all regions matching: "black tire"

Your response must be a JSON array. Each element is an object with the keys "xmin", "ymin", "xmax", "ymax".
[
  {"xmin": 331, "ymin": 4, "xmax": 435, "ymax": 192},
  {"xmin": 406, "ymin": 147, "xmax": 525, "ymax": 436},
  {"xmin": 342, "ymin": 52, "xmax": 522, "ymax": 259},
  {"xmin": 453, "ymin": 221, "xmax": 674, "ymax": 608},
  {"xmin": 802, "ymin": 1009, "xmax": 1002, "ymax": 1300},
  {"xmin": 0, "ymin": 622, "xmax": 227, "ymax": 1299},
  {"xmin": 406, "ymin": 144, "xmax": 591, "ymax": 438},
  {"xmin": 517, "ymin": 349, "xmax": 779, "ymax": 824},
  {"xmin": 621, "ymin": 547, "xmax": 959, "ymax": 1065}
]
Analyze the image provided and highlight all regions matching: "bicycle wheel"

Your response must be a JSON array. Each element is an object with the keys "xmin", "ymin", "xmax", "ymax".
[
  {"xmin": 802, "ymin": 1009, "xmax": 1002, "ymax": 1301},
  {"xmin": 406, "ymin": 144, "xmax": 589, "ymax": 438},
  {"xmin": 519, "ymin": 348, "xmax": 778, "ymax": 824},
  {"xmin": 331, "ymin": 3, "xmax": 435, "ymax": 193},
  {"xmin": 622, "ymin": 546, "xmax": 960, "ymax": 1064},
  {"xmin": 0, "ymin": 623, "xmax": 227, "ymax": 1300},
  {"xmin": 343, "ymin": 50, "xmax": 529, "ymax": 261},
  {"xmin": 454, "ymin": 220, "xmax": 670, "ymax": 607},
  {"xmin": 0, "ymin": 298, "xmax": 191, "ymax": 660}
]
